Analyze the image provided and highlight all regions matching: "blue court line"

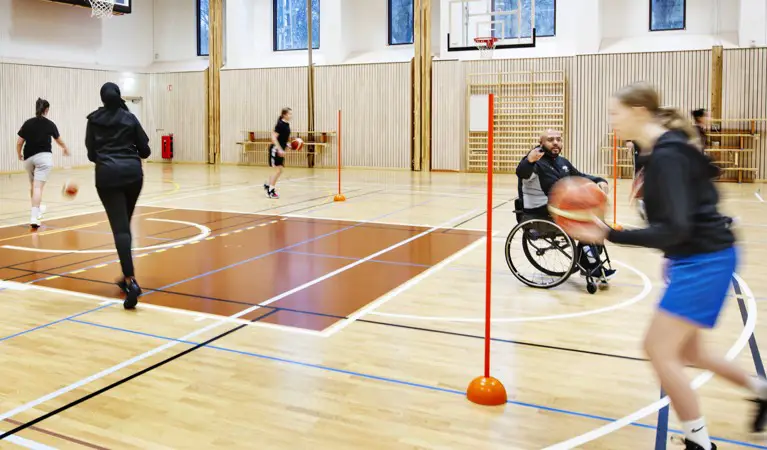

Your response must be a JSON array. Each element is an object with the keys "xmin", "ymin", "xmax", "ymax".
[
  {"xmin": 141, "ymin": 197, "xmax": 442, "ymax": 297},
  {"xmin": 0, "ymin": 303, "xmax": 113, "ymax": 344},
  {"xmin": 64, "ymin": 317, "xmax": 767, "ymax": 449},
  {"xmin": 654, "ymin": 388, "xmax": 669, "ymax": 450}
]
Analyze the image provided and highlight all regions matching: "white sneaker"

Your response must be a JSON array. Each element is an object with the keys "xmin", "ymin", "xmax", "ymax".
[{"xmin": 38, "ymin": 204, "xmax": 46, "ymax": 220}]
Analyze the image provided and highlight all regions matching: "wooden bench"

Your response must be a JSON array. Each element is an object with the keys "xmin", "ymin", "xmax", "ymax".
[{"xmin": 237, "ymin": 130, "xmax": 336, "ymax": 168}]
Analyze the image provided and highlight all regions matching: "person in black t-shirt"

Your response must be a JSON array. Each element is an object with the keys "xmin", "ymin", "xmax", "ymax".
[
  {"xmin": 16, "ymin": 98, "xmax": 70, "ymax": 228},
  {"xmin": 263, "ymin": 107, "xmax": 292, "ymax": 199},
  {"xmin": 569, "ymin": 82, "xmax": 766, "ymax": 450},
  {"xmin": 86, "ymin": 82, "xmax": 151, "ymax": 310}
]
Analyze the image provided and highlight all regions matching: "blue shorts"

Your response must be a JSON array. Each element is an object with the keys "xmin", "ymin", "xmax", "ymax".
[{"xmin": 659, "ymin": 246, "xmax": 737, "ymax": 328}]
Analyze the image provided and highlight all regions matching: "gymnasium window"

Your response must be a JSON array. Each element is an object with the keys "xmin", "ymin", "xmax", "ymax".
[
  {"xmin": 650, "ymin": 0, "xmax": 685, "ymax": 31},
  {"xmin": 274, "ymin": 0, "xmax": 321, "ymax": 51},
  {"xmin": 197, "ymin": 0, "xmax": 209, "ymax": 57},
  {"xmin": 388, "ymin": 0, "xmax": 414, "ymax": 45},
  {"xmin": 491, "ymin": 0, "xmax": 556, "ymax": 39}
]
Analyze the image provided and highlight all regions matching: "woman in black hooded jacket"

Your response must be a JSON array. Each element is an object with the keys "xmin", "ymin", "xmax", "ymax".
[{"xmin": 86, "ymin": 82, "xmax": 151, "ymax": 309}]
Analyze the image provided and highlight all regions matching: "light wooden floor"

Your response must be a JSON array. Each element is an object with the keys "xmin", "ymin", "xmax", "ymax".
[{"xmin": 0, "ymin": 164, "xmax": 765, "ymax": 449}]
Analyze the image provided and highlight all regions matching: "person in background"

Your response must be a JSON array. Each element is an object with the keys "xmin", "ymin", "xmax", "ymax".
[
  {"xmin": 86, "ymin": 82, "xmax": 151, "ymax": 310},
  {"xmin": 263, "ymin": 107, "xmax": 292, "ymax": 199},
  {"xmin": 16, "ymin": 98, "xmax": 70, "ymax": 228},
  {"xmin": 692, "ymin": 108, "xmax": 708, "ymax": 146}
]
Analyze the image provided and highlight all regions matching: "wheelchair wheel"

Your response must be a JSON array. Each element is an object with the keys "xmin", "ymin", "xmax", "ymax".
[{"xmin": 505, "ymin": 219, "xmax": 576, "ymax": 289}]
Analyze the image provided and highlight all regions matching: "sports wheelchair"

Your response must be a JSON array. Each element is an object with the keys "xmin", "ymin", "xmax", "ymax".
[{"xmin": 504, "ymin": 198, "xmax": 614, "ymax": 294}]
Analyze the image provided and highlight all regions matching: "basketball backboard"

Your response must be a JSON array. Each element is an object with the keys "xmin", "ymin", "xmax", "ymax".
[
  {"xmin": 44, "ymin": 0, "xmax": 132, "ymax": 15},
  {"xmin": 447, "ymin": 0, "xmax": 536, "ymax": 52}
]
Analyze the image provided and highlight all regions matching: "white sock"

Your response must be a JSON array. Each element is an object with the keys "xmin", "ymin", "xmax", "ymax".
[
  {"xmin": 31, "ymin": 206, "xmax": 40, "ymax": 222},
  {"xmin": 747, "ymin": 376, "xmax": 767, "ymax": 399},
  {"xmin": 682, "ymin": 418, "xmax": 711, "ymax": 449}
]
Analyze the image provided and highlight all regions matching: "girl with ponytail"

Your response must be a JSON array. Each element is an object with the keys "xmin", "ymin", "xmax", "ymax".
[
  {"xmin": 568, "ymin": 82, "xmax": 764, "ymax": 450},
  {"xmin": 16, "ymin": 98, "xmax": 70, "ymax": 228}
]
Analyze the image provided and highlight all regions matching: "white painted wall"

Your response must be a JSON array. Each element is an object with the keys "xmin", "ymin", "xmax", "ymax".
[
  {"xmin": 600, "ymin": 0, "xmax": 740, "ymax": 53},
  {"xmin": 0, "ymin": 0, "xmax": 154, "ymax": 70},
  {"xmin": 739, "ymin": 0, "xmax": 767, "ymax": 47}
]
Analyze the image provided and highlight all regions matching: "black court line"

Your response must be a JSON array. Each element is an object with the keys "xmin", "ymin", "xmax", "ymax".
[
  {"xmin": 0, "ymin": 308, "xmax": 279, "ymax": 441},
  {"xmin": 733, "ymin": 278, "xmax": 766, "ymax": 377},
  {"xmin": 3, "ymin": 265, "xmax": 652, "ymax": 365},
  {"xmin": 451, "ymin": 200, "xmax": 511, "ymax": 229}
]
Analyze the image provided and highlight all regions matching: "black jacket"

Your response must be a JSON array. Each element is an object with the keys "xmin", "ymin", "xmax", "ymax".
[
  {"xmin": 517, "ymin": 149, "xmax": 606, "ymax": 214},
  {"xmin": 86, "ymin": 107, "xmax": 150, "ymax": 189},
  {"xmin": 607, "ymin": 130, "xmax": 734, "ymax": 257}
]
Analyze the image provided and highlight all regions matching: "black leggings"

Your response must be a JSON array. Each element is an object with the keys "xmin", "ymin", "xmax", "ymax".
[{"xmin": 97, "ymin": 179, "xmax": 143, "ymax": 278}]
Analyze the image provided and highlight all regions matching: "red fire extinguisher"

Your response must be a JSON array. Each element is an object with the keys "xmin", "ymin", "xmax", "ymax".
[{"xmin": 161, "ymin": 134, "xmax": 174, "ymax": 159}]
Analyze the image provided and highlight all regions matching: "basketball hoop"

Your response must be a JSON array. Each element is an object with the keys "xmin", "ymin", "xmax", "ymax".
[
  {"xmin": 89, "ymin": 0, "xmax": 115, "ymax": 19},
  {"xmin": 474, "ymin": 37, "xmax": 498, "ymax": 59}
]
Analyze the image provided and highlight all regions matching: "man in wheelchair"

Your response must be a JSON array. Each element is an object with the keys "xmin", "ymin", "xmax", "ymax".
[{"xmin": 516, "ymin": 129, "xmax": 616, "ymax": 280}]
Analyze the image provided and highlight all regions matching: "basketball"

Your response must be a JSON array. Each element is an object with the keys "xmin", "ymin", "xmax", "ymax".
[
  {"xmin": 547, "ymin": 176, "xmax": 607, "ymax": 233},
  {"xmin": 290, "ymin": 137, "xmax": 304, "ymax": 151},
  {"xmin": 62, "ymin": 180, "xmax": 79, "ymax": 199}
]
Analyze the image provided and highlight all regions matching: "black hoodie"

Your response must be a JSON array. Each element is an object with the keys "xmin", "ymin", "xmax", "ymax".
[
  {"xmin": 607, "ymin": 130, "xmax": 734, "ymax": 257},
  {"xmin": 86, "ymin": 83, "xmax": 150, "ymax": 189}
]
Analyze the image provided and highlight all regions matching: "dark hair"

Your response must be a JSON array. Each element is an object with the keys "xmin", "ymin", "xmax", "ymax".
[
  {"xmin": 613, "ymin": 82, "xmax": 702, "ymax": 150},
  {"xmin": 280, "ymin": 107, "xmax": 292, "ymax": 118},
  {"xmin": 692, "ymin": 108, "xmax": 706, "ymax": 123},
  {"xmin": 35, "ymin": 98, "xmax": 50, "ymax": 117}
]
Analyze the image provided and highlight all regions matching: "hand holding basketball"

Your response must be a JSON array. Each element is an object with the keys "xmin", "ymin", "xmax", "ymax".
[{"xmin": 290, "ymin": 137, "xmax": 304, "ymax": 151}]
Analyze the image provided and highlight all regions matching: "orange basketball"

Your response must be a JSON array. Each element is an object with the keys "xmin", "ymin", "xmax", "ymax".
[
  {"xmin": 62, "ymin": 180, "xmax": 79, "ymax": 199},
  {"xmin": 547, "ymin": 176, "xmax": 607, "ymax": 233},
  {"xmin": 290, "ymin": 137, "xmax": 304, "ymax": 151}
]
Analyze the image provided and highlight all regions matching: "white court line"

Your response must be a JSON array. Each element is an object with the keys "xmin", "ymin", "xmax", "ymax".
[
  {"xmin": 544, "ymin": 273, "xmax": 757, "ymax": 449},
  {"xmin": 8, "ymin": 282, "xmax": 325, "ymax": 337},
  {"xmin": 371, "ymin": 260, "xmax": 652, "ymax": 323},
  {"xmin": 1, "ymin": 219, "xmax": 210, "ymax": 254},
  {"xmin": 0, "ymin": 432, "xmax": 57, "ymax": 449},
  {"xmin": 321, "ymin": 231, "xmax": 498, "ymax": 337},
  {"xmin": 0, "ymin": 207, "xmax": 481, "ymax": 425},
  {"xmin": 756, "ymin": 191, "xmax": 765, "ymax": 203}
]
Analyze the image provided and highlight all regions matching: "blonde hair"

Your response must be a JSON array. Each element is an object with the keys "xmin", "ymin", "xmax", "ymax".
[{"xmin": 613, "ymin": 82, "xmax": 702, "ymax": 150}]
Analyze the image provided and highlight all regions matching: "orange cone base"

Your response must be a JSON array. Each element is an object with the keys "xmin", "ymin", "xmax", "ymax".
[
  {"xmin": 333, "ymin": 194, "xmax": 346, "ymax": 202},
  {"xmin": 466, "ymin": 376, "xmax": 507, "ymax": 406}
]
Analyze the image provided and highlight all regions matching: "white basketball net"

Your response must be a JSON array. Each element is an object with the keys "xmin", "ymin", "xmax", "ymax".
[
  {"xmin": 475, "ymin": 38, "xmax": 497, "ymax": 60},
  {"xmin": 89, "ymin": 0, "xmax": 115, "ymax": 19}
]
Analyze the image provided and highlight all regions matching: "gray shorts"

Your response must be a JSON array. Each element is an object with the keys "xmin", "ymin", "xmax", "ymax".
[{"xmin": 24, "ymin": 152, "xmax": 53, "ymax": 183}]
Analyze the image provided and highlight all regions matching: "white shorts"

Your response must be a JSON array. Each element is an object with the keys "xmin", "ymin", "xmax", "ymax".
[{"xmin": 24, "ymin": 152, "xmax": 53, "ymax": 183}]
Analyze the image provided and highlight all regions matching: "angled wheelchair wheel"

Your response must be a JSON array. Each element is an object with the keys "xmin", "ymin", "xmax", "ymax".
[{"xmin": 505, "ymin": 218, "xmax": 576, "ymax": 289}]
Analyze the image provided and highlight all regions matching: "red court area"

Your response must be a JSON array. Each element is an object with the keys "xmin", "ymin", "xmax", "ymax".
[{"xmin": 0, "ymin": 207, "xmax": 483, "ymax": 331}]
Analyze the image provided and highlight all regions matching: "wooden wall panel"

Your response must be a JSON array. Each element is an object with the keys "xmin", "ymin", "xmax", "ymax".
[
  {"xmin": 219, "ymin": 67, "xmax": 308, "ymax": 164},
  {"xmin": 431, "ymin": 60, "xmax": 465, "ymax": 171},
  {"xmin": 146, "ymin": 72, "xmax": 207, "ymax": 163},
  {"xmin": 0, "ymin": 62, "xmax": 147, "ymax": 173},
  {"xmin": 314, "ymin": 63, "xmax": 411, "ymax": 169},
  {"xmin": 722, "ymin": 48, "xmax": 767, "ymax": 179}
]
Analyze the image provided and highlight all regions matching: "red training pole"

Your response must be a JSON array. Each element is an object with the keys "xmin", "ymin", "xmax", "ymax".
[
  {"xmin": 465, "ymin": 93, "xmax": 506, "ymax": 406},
  {"xmin": 484, "ymin": 93, "xmax": 494, "ymax": 378},
  {"xmin": 612, "ymin": 130, "xmax": 618, "ymax": 227},
  {"xmin": 334, "ymin": 110, "xmax": 345, "ymax": 202}
]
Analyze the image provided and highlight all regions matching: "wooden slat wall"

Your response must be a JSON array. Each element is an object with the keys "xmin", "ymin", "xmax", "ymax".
[
  {"xmin": 433, "ymin": 51, "xmax": 712, "ymax": 175},
  {"xmin": 146, "ymin": 72, "xmax": 207, "ymax": 163},
  {"xmin": 571, "ymin": 50, "xmax": 711, "ymax": 176},
  {"xmin": 0, "ymin": 62, "xmax": 143, "ymax": 173},
  {"xmin": 219, "ymin": 67, "xmax": 308, "ymax": 164},
  {"xmin": 722, "ymin": 48, "xmax": 767, "ymax": 179},
  {"xmin": 314, "ymin": 63, "xmax": 411, "ymax": 169},
  {"xmin": 432, "ymin": 57, "xmax": 573, "ymax": 172},
  {"xmin": 431, "ymin": 61, "xmax": 465, "ymax": 171}
]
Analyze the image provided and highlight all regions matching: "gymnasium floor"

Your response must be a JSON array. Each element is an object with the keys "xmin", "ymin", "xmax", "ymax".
[{"xmin": 0, "ymin": 164, "xmax": 765, "ymax": 449}]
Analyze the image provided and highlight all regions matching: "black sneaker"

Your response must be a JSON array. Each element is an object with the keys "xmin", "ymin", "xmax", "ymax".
[
  {"xmin": 122, "ymin": 279, "xmax": 142, "ymax": 310},
  {"xmin": 752, "ymin": 397, "xmax": 767, "ymax": 432},
  {"xmin": 680, "ymin": 439, "xmax": 717, "ymax": 450},
  {"xmin": 268, "ymin": 189, "xmax": 279, "ymax": 199},
  {"xmin": 602, "ymin": 268, "xmax": 617, "ymax": 280}
]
